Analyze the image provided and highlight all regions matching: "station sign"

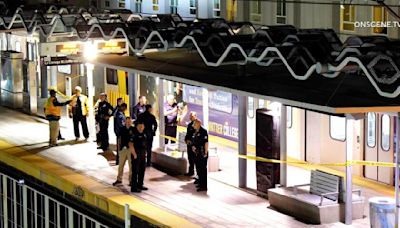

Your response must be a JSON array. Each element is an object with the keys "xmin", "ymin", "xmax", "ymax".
[
  {"xmin": 41, "ymin": 56, "xmax": 82, "ymax": 66},
  {"xmin": 97, "ymin": 41, "xmax": 127, "ymax": 54}
]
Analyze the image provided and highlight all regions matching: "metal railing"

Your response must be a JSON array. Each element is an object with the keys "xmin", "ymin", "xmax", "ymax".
[{"xmin": 0, "ymin": 172, "xmax": 117, "ymax": 228}]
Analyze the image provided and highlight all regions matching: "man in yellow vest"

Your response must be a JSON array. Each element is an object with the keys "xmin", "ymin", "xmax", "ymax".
[
  {"xmin": 68, "ymin": 86, "xmax": 90, "ymax": 141},
  {"xmin": 44, "ymin": 88, "xmax": 70, "ymax": 147}
]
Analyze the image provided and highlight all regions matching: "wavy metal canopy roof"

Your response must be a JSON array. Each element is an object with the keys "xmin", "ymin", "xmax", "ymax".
[{"xmin": 1, "ymin": 4, "xmax": 400, "ymax": 112}]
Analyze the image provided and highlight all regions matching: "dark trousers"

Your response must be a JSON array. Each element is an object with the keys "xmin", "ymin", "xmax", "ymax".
[
  {"xmin": 165, "ymin": 125, "xmax": 177, "ymax": 144},
  {"xmin": 195, "ymin": 155, "xmax": 208, "ymax": 188},
  {"xmin": 99, "ymin": 119, "xmax": 109, "ymax": 151},
  {"xmin": 187, "ymin": 146, "xmax": 195, "ymax": 174},
  {"xmin": 58, "ymin": 130, "xmax": 62, "ymax": 139},
  {"xmin": 145, "ymin": 133, "xmax": 153, "ymax": 166},
  {"xmin": 131, "ymin": 152, "xmax": 146, "ymax": 191},
  {"xmin": 73, "ymin": 115, "xmax": 89, "ymax": 139}
]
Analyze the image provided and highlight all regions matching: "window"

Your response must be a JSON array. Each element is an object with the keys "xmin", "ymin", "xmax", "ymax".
[
  {"xmin": 106, "ymin": 68, "xmax": 118, "ymax": 85},
  {"xmin": 135, "ymin": 0, "xmax": 142, "ymax": 13},
  {"xmin": 153, "ymin": 0, "xmax": 159, "ymax": 11},
  {"xmin": 15, "ymin": 41, "xmax": 21, "ymax": 52},
  {"xmin": 248, "ymin": 97, "xmax": 254, "ymax": 118},
  {"xmin": 119, "ymin": 0, "xmax": 125, "ymax": 8},
  {"xmin": 276, "ymin": 0, "xmax": 286, "ymax": 24},
  {"xmin": 381, "ymin": 114, "xmax": 390, "ymax": 151},
  {"xmin": 213, "ymin": 0, "xmax": 221, "ymax": 18},
  {"xmin": 367, "ymin": 113, "xmax": 376, "ymax": 147},
  {"xmin": 250, "ymin": 1, "xmax": 261, "ymax": 22},
  {"xmin": 329, "ymin": 116, "xmax": 346, "ymax": 141},
  {"xmin": 341, "ymin": 5, "xmax": 355, "ymax": 31},
  {"xmin": 373, "ymin": 6, "xmax": 388, "ymax": 34},
  {"xmin": 258, "ymin": 99, "xmax": 265, "ymax": 108},
  {"xmin": 190, "ymin": 0, "xmax": 197, "ymax": 15},
  {"xmin": 105, "ymin": 1, "xmax": 110, "ymax": 7},
  {"xmin": 287, "ymin": 106, "xmax": 292, "ymax": 128},
  {"xmin": 170, "ymin": 0, "xmax": 178, "ymax": 14}
]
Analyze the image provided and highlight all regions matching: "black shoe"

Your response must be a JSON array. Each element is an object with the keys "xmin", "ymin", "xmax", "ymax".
[
  {"xmin": 131, "ymin": 188, "xmax": 141, "ymax": 193},
  {"xmin": 140, "ymin": 186, "xmax": 148, "ymax": 191},
  {"xmin": 197, "ymin": 187, "xmax": 207, "ymax": 192},
  {"xmin": 58, "ymin": 137, "xmax": 65, "ymax": 140},
  {"xmin": 112, "ymin": 180, "xmax": 122, "ymax": 186},
  {"xmin": 184, "ymin": 172, "xmax": 194, "ymax": 176},
  {"xmin": 194, "ymin": 179, "xmax": 199, "ymax": 184}
]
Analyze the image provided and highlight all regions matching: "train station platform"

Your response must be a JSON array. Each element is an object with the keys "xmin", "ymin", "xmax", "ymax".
[{"xmin": 0, "ymin": 106, "xmax": 390, "ymax": 227}]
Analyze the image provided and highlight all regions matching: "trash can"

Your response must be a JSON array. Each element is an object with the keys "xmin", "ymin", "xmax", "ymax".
[{"xmin": 369, "ymin": 197, "xmax": 395, "ymax": 228}]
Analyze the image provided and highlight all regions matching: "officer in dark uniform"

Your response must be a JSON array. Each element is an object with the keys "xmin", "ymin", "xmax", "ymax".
[
  {"xmin": 137, "ymin": 104, "xmax": 158, "ymax": 167},
  {"xmin": 95, "ymin": 93, "xmax": 114, "ymax": 151},
  {"xmin": 130, "ymin": 121, "xmax": 148, "ymax": 193},
  {"xmin": 184, "ymin": 112, "xmax": 197, "ymax": 176},
  {"xmin": 191, "ymin": 119, "xmax": 209, "ymax": 192}
]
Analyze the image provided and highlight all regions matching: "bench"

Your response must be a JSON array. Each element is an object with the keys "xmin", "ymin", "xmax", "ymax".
[{"xmin": 268, "ymin": 170, "xmax": 364, "ymax": 224}]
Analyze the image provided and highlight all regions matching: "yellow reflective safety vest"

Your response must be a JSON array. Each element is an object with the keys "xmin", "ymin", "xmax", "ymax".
[{"xmin": 45, "ymin": 97, "xmax": 61, "ymax": 117}]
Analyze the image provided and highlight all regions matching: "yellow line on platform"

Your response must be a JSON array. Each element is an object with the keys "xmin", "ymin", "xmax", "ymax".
[{"xmin": 0, "ymin": 140, "xmax": 200, "ymax": 228}]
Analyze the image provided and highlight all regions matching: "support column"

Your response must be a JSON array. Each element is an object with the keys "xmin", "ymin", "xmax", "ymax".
[
  {"xmin": 345, "ymin": 116, "xmax": 354, "ymax": 225},
  {"xmin": 158, "ymin": 78, "xmax": 165, "ymax": 148},
  {"xmin": 40, "ymin": 65, "xmax": 48, "ymax": 98},
  {"xmin": 238, "ymin": 95, "xmax": 247, "ymax": 188},
  {"xmin": 128, "ymin": 72, "xmax": 138, "ymax": 116},
  {"xmin": 202, "ymin": 88, "xmax": 209, "ymax": 130},
  {"xmin": 86, "ymin": 63, "xmax": 95, "ymax": 137},
  {"xmin": 50, "ymin": 65, "xmax": 57, "ymax": 87},
  {"xmin": 280, "ymin": 105, "xmax": 287, "ymax": 187},
  {"xmin": 395, "ymin": 113, "xmax": 400, "ymax": 228}
]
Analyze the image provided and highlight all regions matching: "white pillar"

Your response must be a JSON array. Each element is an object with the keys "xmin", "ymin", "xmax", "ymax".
[
  {"xmin": 202, "ymin": 88, "xmax": 209, "ymax": 130},
  {"xmin": 395, "ymin": 113, "xmax": 400, "ymax": 228},
  {"xmin": 3, "ymin": 175, "xmax": 7, "ymax": 228},
  {"xmin": 345, "ymin": 116, "xmax": 354, "ymax": 225},
  {"xmin": 50, "ymin": 65, "xmax": 57, "ymax": 87},
  {"xmin": 22, "ymin": 184, "xmax": 28, "ymax": 228},
  {"xmin": 158, "ymin": 78, "xmax": 165, "ymax": 148},
  {"xmin": 86, "ymin": 63, "xmax": 95, "ymax": 137},
  {"xmin": 280, "ymin": 105, "xmax": 287, "ymax": 187},
  {"xmin": 238, "ymin": 95, "xmax": 247, "ymax": 188}
]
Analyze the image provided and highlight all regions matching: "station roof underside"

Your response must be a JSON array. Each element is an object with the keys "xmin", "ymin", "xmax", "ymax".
[{"xmin": 92, "ymin": 50, "xmax": 400, "ymax": 115}]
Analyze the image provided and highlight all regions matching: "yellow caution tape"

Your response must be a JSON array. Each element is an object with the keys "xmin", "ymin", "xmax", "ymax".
[{"xmin": 159, "ymin": 135, "xmax": 397, "ymax": 167}]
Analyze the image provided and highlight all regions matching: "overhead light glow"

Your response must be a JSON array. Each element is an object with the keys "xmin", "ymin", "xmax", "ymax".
[{"xmin": 84, "ymin": 41, "xmax": 97, "ymax": 61}]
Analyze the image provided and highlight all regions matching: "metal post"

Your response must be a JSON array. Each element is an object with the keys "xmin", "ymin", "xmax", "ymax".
[
  {"xmin": 50, "ymin": 66, "xmax": 57, "ymax": 87},
  {"xmin": 3, "ymin": 175, "xmax": 8, "ymax": 228},
  {"xmin": 128, "ymin": 72, "xmax": 138, "ymax": 117},
  {"xmin": 68, "ymin": 206, "xmax": 73, "ymax": 228},
  {"xmin": 44, "ymin": 196, "xmax": 49, "ymax": 228},
  {"xmin": 34, "ymin": 190, "xmax": 37, "ymax": 228},
  {"xmin": 86, "ymin": 63, "xmax": 95, "ymax": 137},
  {"xmin": 395, "ymin": 113, "xmax": 400, "ymax": 228},
  {"xmin": 124, "ymin": 204, "xmax": 130, "ymax": 228},
  {"xmin": 202, "ymin": 88, "xmax": 209, "ymax": 130},
  {"xmin": 345, "ymin": 116, "xmax": 353, "ymax": 225},
  {"xmin": 13, "ymin": 181, "xmax": 17, "ymax": 227},
  {"xmin": 40, "ymin": 65, "xmax": 48, "ymax": 98},
  {"xmin": 22, "ymin": 184, "xmax": 28, "ymax": 228},
  {"xmin": 158, "ymin": 78, "xmax": 165, "ymax": 148},
  {"xmin": 280, "ymin": 105, "xmax": 287, "ymax": 187},
  {"xmin": 238, "ymin": 95, "xmax": 247, "ymax": 188},
  {"xmin": 57, "ymin": 203, "xmax": 60, "ymax": 228}
]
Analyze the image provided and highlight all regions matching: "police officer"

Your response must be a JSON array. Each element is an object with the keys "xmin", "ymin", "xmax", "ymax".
[
  {"xmin": 113, "ymin": 117, "xmax": 134, "ymax": 186},
  {"xmin": 184, "ymin": 112, "xmax": 197, "ymax": 176},
  {"xmin": 132, "ymin": 96, "xmax": 146, "ymax": 121},
  {"xmin": 95, "ymin": 93, "xmax": 113, "ymax": 151},
  {"xmin": 130, "ymin": 121, "xmax": 148, "ymax": 193},
  {"xmin": 44, "ymin": 88, "xmax": 70, "ymax": 147},
  {"xmin": 137, "ymin": 104, "xmax": 158, "ymax": 167},
  {"xmin": 191, "ymin": 119, "xmax": 209, "ymax": 192}
]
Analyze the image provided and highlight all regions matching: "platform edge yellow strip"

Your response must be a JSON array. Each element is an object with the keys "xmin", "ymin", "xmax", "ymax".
[{"xmin": 0, "ymin": 141, "xmax": 200, "ymax": 228}]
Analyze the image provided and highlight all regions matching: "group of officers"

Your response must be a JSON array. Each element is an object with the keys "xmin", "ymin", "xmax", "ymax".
[{"xmin": 44, "ymin": 86, "xmax": 209, "ymax": 192}]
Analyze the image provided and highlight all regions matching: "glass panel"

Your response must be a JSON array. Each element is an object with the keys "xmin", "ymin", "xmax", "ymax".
[
  {"xmin": 287, "ymin": 106, "xmax": 292, "ymax": 128},
  {"xmin": 330, "ymin": 116, "xmax": 346, "ymax": 141},
  {"xmin": 367, "ymin": 112, "xmax": 376, "ymax": 147},
  {"xmin": 373, "ymin": 6, "xmax": 387, "ymax": 34},
  {"xmin": 248, "ymin": 97, "xmax": 254, "ymax": 118},
  {"xmin": 341, "ymin": 5, "xmax": 355, "ymax": 31},
  {"xmin": 381, "ymin": 114, "xmax": 390, "ymax": 151}
]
